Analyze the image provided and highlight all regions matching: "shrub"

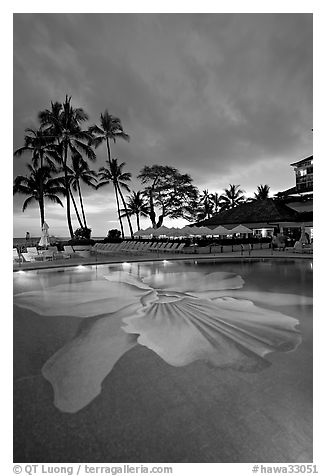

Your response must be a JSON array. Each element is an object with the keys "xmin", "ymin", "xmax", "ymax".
[
  {"xmin": 107, "ymin": 229, "xmax": 121, "ymax": 239},
  {"xmin": 74, "ymin": 227, "xmax": 92, "ymax": 240}
]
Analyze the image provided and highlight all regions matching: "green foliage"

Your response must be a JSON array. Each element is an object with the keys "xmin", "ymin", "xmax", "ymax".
[
  {"xmin": 74, "ymin": 227, "xmax": 92, "ymax": 240},
  {"xmin": 138, "ymin": 164, "xmax": 199, "ymax": 227},
  {"xmin": 107, "ymin": 229, "xmax": 121, "ymax": 239}
]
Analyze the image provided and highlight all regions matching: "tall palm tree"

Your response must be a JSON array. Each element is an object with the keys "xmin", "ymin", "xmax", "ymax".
[
  {"xmin": 89, "ymin": 110, "xmax": 131, "ymax": 236},
  {"xmin": 254, "ymin": 184, "xmax": 270, "ymax": 200},
  {"xmin": 67, "ymin": 155, "xmax": 97, "ymax": 229},
  {"xmin": 13, "ymin": 165, "xmax": 65, "ymax": 227},
  {"xmin": 14, "ymin": 127, "xmax": 59, "ymax": 226},
  {"xmin": 97, "ymin": 158, "xmax": 133, "ymax": 238},
  {"xmin": 38, "ymin": 96, "xmax": 95, "ymax": 238},
  {"xmin": 121, "ymin": 191, "xmax": 149, "ymax": 231},
  {"xmin": 220, "ymin": 184, "xmax": 245, "ymax": 211}
]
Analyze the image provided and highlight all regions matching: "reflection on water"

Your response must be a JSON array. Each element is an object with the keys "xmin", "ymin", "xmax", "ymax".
[{"xmin": 13, "ymin": 259, "xmax": 312, "ymax": 413}]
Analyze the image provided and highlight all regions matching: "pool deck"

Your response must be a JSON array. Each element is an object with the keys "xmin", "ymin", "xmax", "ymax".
[{"xmin": 13, "ymin": 247, "xmax": 312, "ymax": 271}]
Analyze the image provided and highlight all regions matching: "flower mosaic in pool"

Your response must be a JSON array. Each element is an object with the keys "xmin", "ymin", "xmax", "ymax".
[{"xmin": 13, "ymin": 260, "xmax": 312, "ymax": 414}]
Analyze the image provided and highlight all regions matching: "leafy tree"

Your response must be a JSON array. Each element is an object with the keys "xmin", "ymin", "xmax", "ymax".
[
  {"xmin": 13, "ymin": 165, "xmax": 65, "ymax": 227},
  {"xmin": 107, "ymin": 229, "xmax": 121, "ymax": 240},
  {"xmin": 97, "ymin": 158, "xmax": 133, "ymax": 238},
  {"xmin": 74, "ymin": 227, "xmax": 92, "ymax": 240},
  {"xmin": 138, "ymin": 165, "xmax": 199, "ymax": 228},
  {"xmin": 89, "ymin": 110, "xmax": 130, "ymax": 237},
  {"xmin": 38, "ymin": 95, "xmax": 95, "ymax": 238},
  {"xmin": 121, "ymin": 191, "xmax": 149, "ymax": 231}
]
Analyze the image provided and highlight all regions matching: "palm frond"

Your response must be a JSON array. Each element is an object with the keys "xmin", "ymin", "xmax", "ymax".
[{"xmin": 22, "ymin": 196, "xmax": 36, "ymax": 211}]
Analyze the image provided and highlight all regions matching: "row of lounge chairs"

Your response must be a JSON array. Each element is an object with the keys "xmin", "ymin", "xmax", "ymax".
[
  {"xmin": 91, "ymin": 241, "xmax": 186, "ymax": 255},
  {"xmin": 13, "ymin": 246, "xmax": 76, "ymax": 263}
]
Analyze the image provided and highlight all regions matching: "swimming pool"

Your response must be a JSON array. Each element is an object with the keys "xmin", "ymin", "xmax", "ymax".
[{"xmin": 13, "ymin": 258, "xmax": 313, "ymax": 462}]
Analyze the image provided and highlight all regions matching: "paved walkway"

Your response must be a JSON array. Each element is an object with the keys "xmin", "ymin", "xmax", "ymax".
[{"xmin": 13, "ymin": 247, "xmax": 312, "ymax": 271}]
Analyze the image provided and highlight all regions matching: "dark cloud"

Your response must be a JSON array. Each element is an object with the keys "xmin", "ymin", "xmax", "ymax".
[{"xmin": 13, "ymin": 13, "xmax": 312, "ymax": 236}]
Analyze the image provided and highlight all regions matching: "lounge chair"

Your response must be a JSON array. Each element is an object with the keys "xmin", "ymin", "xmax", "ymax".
[
  {"xmin": 63, "ymin": 245, "xmax": 75, "ymax": 258},
  {"xmin": 167, "ymin": 243, "xmax": 180, "ymax": 253},
  {"xmin": 13, "ymin": 248, "xmax": 21, "ymax": 263},
  {"xmin": 21, "ymin": 253, "xmax": 36, "ymax": 262},
  {"xmin": 38, "ymin": 250, "xmax": 54, "ymax": 261},
  {"xmin": 26, "ymin": 247, "xmax": 39, "ymax": 256},
  {"xmin": 48, "ymin": 246, "xmax": 67, "ymax": 260},
  {"xmin": 148, "ymin": 243, "xmax": 160, "ymax": 252},
  {"xmin": 175, "ymin": 243, "xmax": 186, "ymax": 253}
]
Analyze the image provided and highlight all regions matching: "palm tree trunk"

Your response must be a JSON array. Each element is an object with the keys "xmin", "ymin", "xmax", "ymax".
[
  {"xmin": 117, "ymin": 185, "xmax": 134, "ymax": 238},
  {"xmin": 149, "ymin": 188, "xmax": 157, "ymax": 228},
  {"xmin": 39, "ymin": 197, "xmax": 45, "ymax": 228},
  {"xmin": 114, "ymin": 182, "xmax": 125, "ymax": 239},
  {"xmin": 39, "ymin": 154, "xmax": 44, "ymax": 227},
  {"xmin": 77, "ymin": 180, "xmax": 87, "ymax": 228},
  {"xmin": 69, "ymin": 187, "xmax": 84, "ymax": 229},
  {"xmin": 106, "ymin": 138, "xmax": 125, "ymax": 238},
  {"xmin": 136, "ymin": 213, "xmax": 140, "ymax": 231},
  {"xmin": 63, "ymin": 142, "xmax": 74, "ymax": 238}
]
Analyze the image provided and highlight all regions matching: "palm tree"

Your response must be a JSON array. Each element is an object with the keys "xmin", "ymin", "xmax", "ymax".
[
  {"xmin": 14, "ymin": 127, "xmax": 58, "ymax": 169},
  {"xmin": 254, "ymin": 184, "xmax": 270, "ymax": 200},
  {"xmin": 14, "ymin": 127, "xmax": 60, "ymax": 227},
  {"xmin": 67, "ymin": 155, "xmax": 97, "ymax": 229},
  {"xmin": 121, "ymin": 191, "xmax": 149, "ymax": 231},
  {"xmin": 38, "ymin": 96, "xmax": 95, "ymax": 238},
  {"xmin": 13, "ymin": 165, "xmax": 65, "ymax": 227},
  {"xmin": 97, "ymin": 158, "xmax": 133, "ymax": 238},
  {"xmin": 199, "ymin": 189, "xmax": 214, "ymax": 219},
  {"xmin": 89, "ymin": 110, "xmax": 130, "ymax": 236},
  {"xmin": 210, "ymin": 192, "xmax": 221, "ymax": 214},
  {"xmin": 220, "ymin": 184, "xmax": 245, "ymax": 211}
]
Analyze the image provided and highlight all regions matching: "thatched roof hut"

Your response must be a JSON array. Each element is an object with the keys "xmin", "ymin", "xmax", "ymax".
[{"xmin": 197, "ymin": 199, "xmax": 312, "ymax": 229}]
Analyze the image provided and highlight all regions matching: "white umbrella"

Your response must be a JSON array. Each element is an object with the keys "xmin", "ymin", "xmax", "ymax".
[
  {"xmin": 165, "ymin": 227, "xmax": 184, "ymax": 237},
  {"xmin": 152, "ymin": 226, "xmax": 171, "ymax": 236},
  {"xmin": 190, "ymin": 226, "xmax": 211, "ymax": 236},
  {"xmin": 139, "ymin": 227, "xmax": 156, "ymax": 236},
  {"xmin": 229, "ymin": 224, "xmax": 252, "ymax": 234},
  {"xmin": 134, "ymin": 229, "xmax": 146, "ymax": 236},
  {"xmin": 180, "ymin": 225, "xmax": 196, "ymax": 235},
  {"xmin": 211, "ymin": 225, "xmax": 230, "ymax": 235},
  {"xmin": 198, "ymin": 226, "xmax": 214, "ymax": 235},
  {"xmin": 39, "ymin": 221, "xmax": 50, "ymax": 248}
]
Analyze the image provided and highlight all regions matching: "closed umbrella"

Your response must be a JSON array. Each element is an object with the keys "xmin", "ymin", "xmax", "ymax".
[
  {"xmin": 299, "ymin": 224, "xmax": 308, "ymax": 244},
  {"xmin": 39, "ymin": 221, "xmax": 50, "ymax": 248}
]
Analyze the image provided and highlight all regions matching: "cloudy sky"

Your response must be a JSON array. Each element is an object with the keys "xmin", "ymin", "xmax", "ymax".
[{"xmin": 13, "ymin": 13, "xmax": 313, "ymax": 238}]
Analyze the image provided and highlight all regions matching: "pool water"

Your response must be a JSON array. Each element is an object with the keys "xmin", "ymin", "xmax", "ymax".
[{"xmin": 13, "ymin": 259, "xmax": 313, "ymax": 463}]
